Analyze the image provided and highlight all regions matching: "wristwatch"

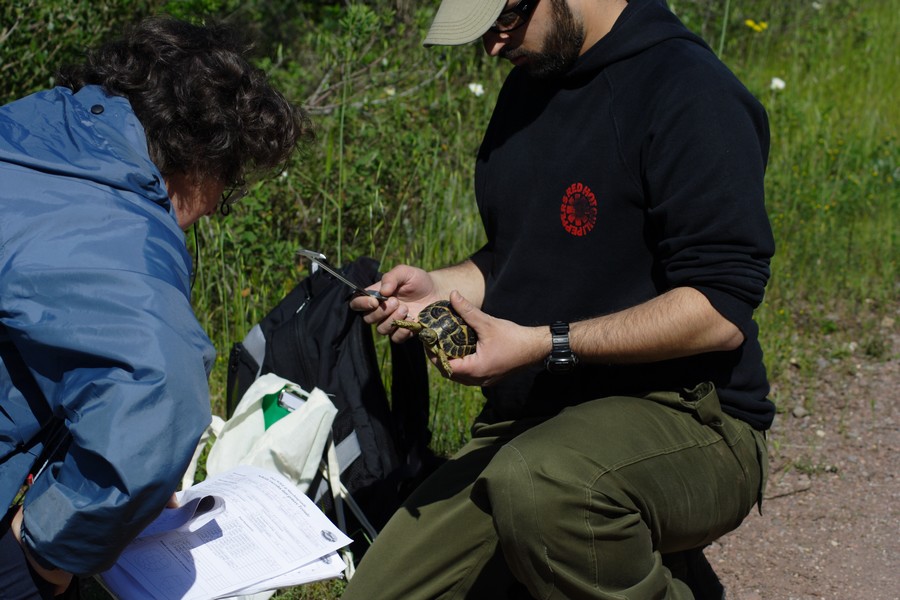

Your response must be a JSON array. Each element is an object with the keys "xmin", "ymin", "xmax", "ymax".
[{"xmin": 544, "ymin": 321, "xmax": 578, "ymax": 372}]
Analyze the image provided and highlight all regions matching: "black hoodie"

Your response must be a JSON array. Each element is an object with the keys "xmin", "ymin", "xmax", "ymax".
[{"xmin": 473, "ymin": 0, "xmax": 776, "ymax": 429}]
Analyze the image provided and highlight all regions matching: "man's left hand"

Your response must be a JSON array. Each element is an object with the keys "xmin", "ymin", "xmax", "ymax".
[{"xmin": 442, "ymin": 290, "xmax": 549, "ymax": 386}]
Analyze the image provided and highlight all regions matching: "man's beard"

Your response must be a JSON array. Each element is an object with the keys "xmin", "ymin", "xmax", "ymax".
[{"xmin": 502, "ymin": 0, "xmax": 585, "ymax": 78}]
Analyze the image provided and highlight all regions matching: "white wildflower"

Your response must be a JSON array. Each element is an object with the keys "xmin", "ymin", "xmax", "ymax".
[
  {"xmin": 770, "ymin": 77, "xmax": 786, "ymax": 91},
  {"xmin": 468, "ymin": 82, "xmax": 485, "ymax": 97},
  {"xmin": 812, "ymin": 1, "xmax": 823, "ymax": 10},
  {"xmin": 384, "ymin": 86, "xmax": 396, "ymax": 97}
]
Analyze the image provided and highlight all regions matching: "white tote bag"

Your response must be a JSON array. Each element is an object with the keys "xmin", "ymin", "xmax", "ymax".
[{"xmin": 198, "ymin": 373, "xmax": 338, "ymax": 492}]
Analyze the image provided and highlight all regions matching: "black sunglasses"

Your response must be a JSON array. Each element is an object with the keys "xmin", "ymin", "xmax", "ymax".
[{"xmin": 489, "ymin": 0, "xmax": 540, "ymax": 34}]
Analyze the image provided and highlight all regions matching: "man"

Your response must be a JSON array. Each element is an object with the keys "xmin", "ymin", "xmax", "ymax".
[
  {"xmin": 0, "ymin": 16, "xmax": 311, "ymax": 598},
  {"xmin": 345, "ymin": 0, "xmax": 773, "ymax": 598}
]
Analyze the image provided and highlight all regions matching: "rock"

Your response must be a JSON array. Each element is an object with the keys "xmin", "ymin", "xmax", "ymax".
[{"xmin": 792, "ymin": 406, "xmax": 809, "ymax": 418}]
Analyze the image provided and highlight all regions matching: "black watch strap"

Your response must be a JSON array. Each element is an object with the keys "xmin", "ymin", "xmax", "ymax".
[{"xmin": 544, "ymin": 321, "xmax": 578, "ymax": 372}]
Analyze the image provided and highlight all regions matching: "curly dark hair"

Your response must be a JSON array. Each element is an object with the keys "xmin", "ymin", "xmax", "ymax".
[{"xmin": 56, "ymin": 15, "xmax": 313, "ymax": 187}]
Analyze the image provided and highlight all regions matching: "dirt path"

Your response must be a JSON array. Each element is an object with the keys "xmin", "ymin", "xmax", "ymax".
[{"xmin": 707, "ymin": 331, "xmax": 899, "ymax": 599}]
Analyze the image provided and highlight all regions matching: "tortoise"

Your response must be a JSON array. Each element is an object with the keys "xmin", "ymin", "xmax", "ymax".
[{"xmin": 393, "ymin": 300, "xmax": 477, "ymax": 375}]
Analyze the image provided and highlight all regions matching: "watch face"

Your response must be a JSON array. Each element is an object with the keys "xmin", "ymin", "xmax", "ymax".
[{"xmin": 545, "ymin": 356, "xmax": 577, "ymax": 373}]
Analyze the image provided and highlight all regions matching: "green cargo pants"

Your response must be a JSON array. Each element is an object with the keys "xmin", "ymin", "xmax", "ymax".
[{"xmin": 342, "ymin": 383, "xmax": 767, "ymax": 599}]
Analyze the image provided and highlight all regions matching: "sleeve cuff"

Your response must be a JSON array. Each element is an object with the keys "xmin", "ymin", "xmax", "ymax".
[{"xmin": 693, "ymin": 285, "xmax": 757, "ymax": 337}]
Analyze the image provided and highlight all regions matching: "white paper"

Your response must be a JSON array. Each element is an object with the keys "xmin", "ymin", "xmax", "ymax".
[
  {"xmin": 99, "ymin": 466, "xmax": 351, "ymax": 600},
  {"xmin": 227, "ymin": 552, "xmax": 346, "ymax": 595},
  {"xmin": 135, "ymin": 495, "xmax": 226, "ymax": 539}
]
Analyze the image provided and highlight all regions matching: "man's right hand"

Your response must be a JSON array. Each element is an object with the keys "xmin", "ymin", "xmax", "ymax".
[{"xmin": 349, "ymin": 264, "xmax": 441, "ymax": 343}]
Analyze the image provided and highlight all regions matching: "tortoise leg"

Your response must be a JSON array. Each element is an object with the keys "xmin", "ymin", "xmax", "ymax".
[
  {"xmin": 436, "ymin": 346, "xmax": 453, "ymax": 376},
  {"xmin": 393, "ymin": 319, "xmax": 423, "ymax": 332}
]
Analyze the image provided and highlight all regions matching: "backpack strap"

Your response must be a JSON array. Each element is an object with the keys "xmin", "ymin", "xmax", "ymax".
[{"xmin": 322, "ymin": 433, "xmax": 379, "ymax": 580}]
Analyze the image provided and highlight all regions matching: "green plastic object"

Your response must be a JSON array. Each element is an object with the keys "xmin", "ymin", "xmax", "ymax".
[{"xmin": 261, "ymin": 388, "xmax": 291, "ymax": 430}]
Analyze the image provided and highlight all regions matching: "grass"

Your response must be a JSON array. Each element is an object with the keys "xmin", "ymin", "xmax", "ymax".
[
  {"xmin": 734, "ymin": 0, "xmax": 899, "ymax": 387},
  {"xmin": 76, "ymin": 0, "xmax": 897, "ymax": 598}
]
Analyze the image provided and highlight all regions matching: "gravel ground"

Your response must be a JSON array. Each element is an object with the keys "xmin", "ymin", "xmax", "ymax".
[{"xmin": 707, "ymin": 328, "xmax": 899, "ymax": 600}]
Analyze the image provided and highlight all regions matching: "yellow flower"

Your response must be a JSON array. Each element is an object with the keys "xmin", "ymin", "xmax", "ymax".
[{"xmin": 744, "ymin": 19, "xmax": 768, "ymax": 33}]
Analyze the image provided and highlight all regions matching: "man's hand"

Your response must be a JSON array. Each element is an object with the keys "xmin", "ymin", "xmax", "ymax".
[
  {"xmin": 349, "ymin": 264, "xmax": 441, "ymax": 343},
  {"xmin": 11, "ymin": 506, "xmax": 74, "ymax": 594},
  {"xmin": 441, "ymin": 291, "xmax": 549, "ymax": 386}
]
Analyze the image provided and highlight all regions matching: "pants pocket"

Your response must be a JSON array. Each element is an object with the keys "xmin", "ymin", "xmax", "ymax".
[
  {"xmin": 644, "ymin": 382, "xmax": 768, "ymax": 511},
  {"xmin": 643, "ymin": 382, "xmax": 738, "ymax": 444}
]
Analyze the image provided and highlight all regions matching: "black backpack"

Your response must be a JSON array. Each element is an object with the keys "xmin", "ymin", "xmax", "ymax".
[{"xmin": 225, "ymin": 256, "xmax": 441, "ymax": 557}]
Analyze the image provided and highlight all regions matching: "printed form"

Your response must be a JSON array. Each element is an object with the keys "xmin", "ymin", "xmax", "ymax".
[{"xmin": 99, "ymin": 465, "xmax": 350, "ymax": 600}]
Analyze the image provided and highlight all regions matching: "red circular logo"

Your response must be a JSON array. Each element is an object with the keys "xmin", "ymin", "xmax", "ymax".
[{"xmin": 560, "ymin": 182, "xmax": 598, "ymax": 237}]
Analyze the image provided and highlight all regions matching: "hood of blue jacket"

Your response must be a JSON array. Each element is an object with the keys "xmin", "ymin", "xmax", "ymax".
[{"xmin": 0, "ymin": 85, "xmax": 171, "ymax": 210}]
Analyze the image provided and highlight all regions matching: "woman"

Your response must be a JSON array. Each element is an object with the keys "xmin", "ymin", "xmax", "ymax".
[{"xmin": 0, "ymin": 16, "xmax": 313, "ymax": 598}]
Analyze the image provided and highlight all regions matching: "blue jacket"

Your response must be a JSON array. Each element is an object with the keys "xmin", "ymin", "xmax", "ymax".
[{"xmin": 0, "ymin": 85, "xmax": 214, "ymax": 574}]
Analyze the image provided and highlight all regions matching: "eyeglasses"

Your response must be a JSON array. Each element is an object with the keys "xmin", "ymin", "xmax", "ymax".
[
  {"xmin": 489, "ymin": 0, "xmax": 540, "ymax": 34},
  {"xmin": 220, "ymin": 182, "xmax": 249, "ymax": 216}
]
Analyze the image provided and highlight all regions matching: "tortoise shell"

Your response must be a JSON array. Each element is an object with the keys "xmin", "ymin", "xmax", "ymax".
[{"xmin": 415, "ymin": 300, "xmax": 477, "ymax": 358}]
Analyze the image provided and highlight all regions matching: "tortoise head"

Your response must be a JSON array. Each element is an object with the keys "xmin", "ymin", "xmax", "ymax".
[{"xmin": 417, "ymin": 327, "xmax": 438, "ymax": 346}]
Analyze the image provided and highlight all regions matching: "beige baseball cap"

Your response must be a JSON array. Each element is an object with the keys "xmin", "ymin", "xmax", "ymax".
[{"xmin": 424, "ymin": 0, "xmax": 507, "ymax": 46}]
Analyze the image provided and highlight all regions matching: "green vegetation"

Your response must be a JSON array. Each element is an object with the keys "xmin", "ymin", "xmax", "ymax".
[{"xmin": 3, "ymin": 1, "xmax": 897, "ymax": 598}]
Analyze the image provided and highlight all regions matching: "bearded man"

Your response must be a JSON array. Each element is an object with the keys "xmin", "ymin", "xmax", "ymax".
[{"xmin": 344, "ymin": 1, "xmax": 774, "ymax": 598}]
